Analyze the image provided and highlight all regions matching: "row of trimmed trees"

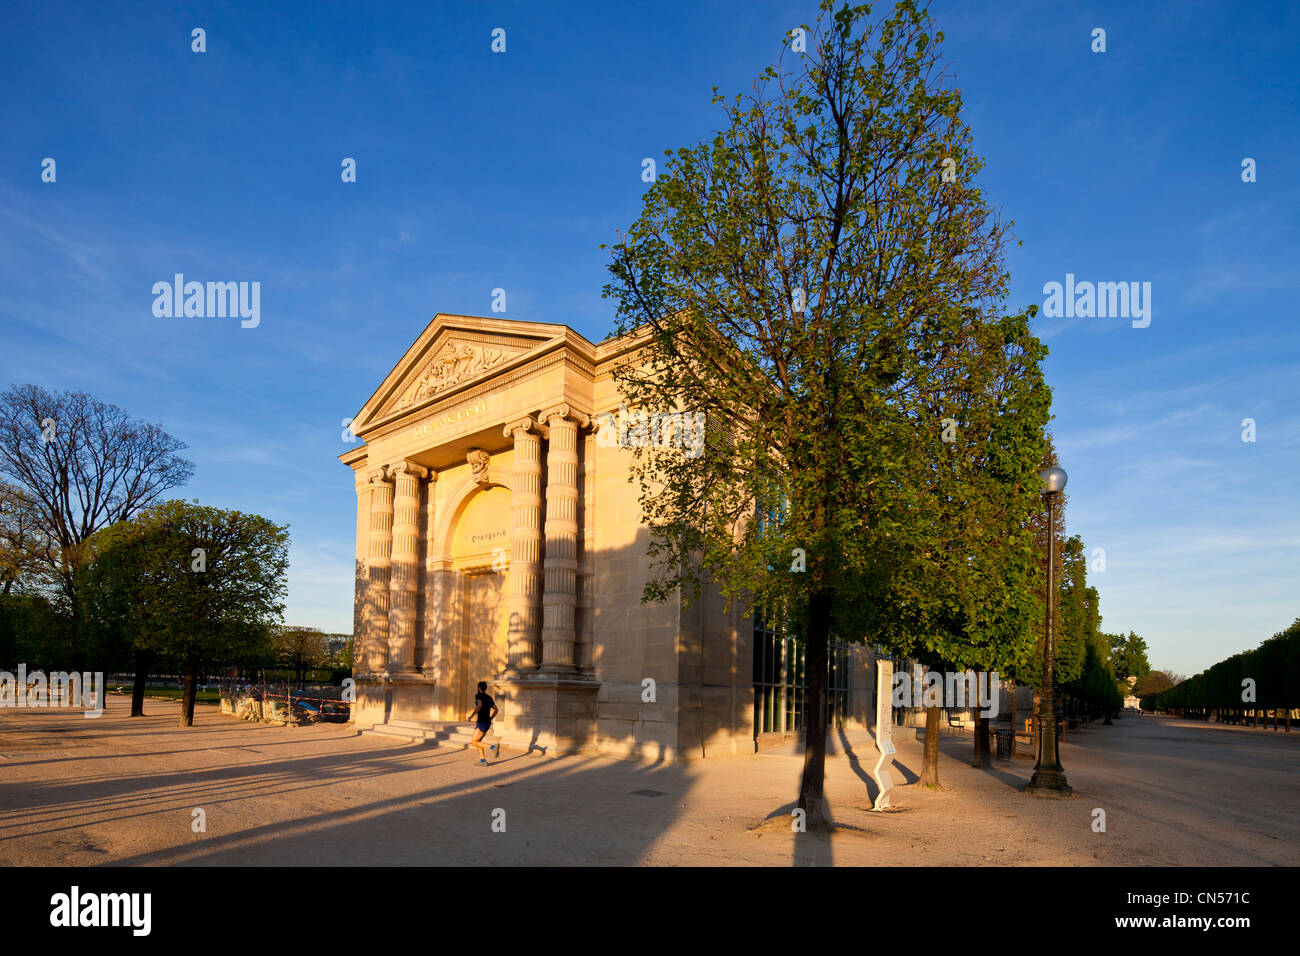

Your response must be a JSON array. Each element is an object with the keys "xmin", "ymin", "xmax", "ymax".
[
  {"xmin": 905, "ymin": 443, "xmax": 1149, "ymax": 783},
  {"xmin": 1143, "ymin": 619, "xmax": 1300, "ymax": 729}
]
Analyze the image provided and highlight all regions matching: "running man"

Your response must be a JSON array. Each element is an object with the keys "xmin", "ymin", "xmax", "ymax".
[{"xmin": 468, "ymin": 681, "xmax": 498, "ymax": 765}]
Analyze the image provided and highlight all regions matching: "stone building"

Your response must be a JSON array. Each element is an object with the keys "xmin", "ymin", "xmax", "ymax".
[{"xmin": 340, "ymin": 313, "xmax": 875, "ymax": 760}]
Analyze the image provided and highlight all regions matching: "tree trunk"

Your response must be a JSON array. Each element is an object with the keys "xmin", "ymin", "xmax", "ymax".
[
  {"xmin": 920, "ymin": 705, "xmax": 942, "ymax": 788},
  {"xmin": 1008, "ymin": 679, "xmax": 1018, "ymax": 757},
  {"xmin": 972, "ymin": 714, "xmax": 991, "ymax": 768},
  {"xmin": 179, "ymin": 658, "xmax": 199, "ymax": 727},
  {"xmin": 130, "ymin": 650, "xmax": 151, "ymax": 717},
  {"xmin": 796, "ymin": 589, "xmax": 831, "ymax": 828}
]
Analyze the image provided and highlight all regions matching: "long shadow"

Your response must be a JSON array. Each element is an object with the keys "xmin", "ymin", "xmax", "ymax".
[
  {"xmin": 0, "ymin": 743, "xmax": 473, "ymax": 838},
  {"xmin": 835, "ymin": 727, "xmax": 875, "ymax": 796},
  {"xmin": 105, "ymin": 750, "xmax": 696, "ymax": 866},
  {"xmin": 833, "ymin": 725, "xmax": 920, "ymax": 802},
  {"xmin": 2, "ymin": 699, "xmax": 717, "ymax": 865},
  {"xmin": 757, "ymin": 799, "xmax": 836, "ymax": 866}
]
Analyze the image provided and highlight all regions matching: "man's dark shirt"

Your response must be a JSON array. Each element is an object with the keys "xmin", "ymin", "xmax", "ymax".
[{"xmin": 474, "ymin": 692, "xmax": 495, "ymax": 725}]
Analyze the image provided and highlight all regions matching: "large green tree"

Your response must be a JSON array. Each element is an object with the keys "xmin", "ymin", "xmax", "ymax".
[
  {"xmin": 1109, "ymin": 631, "xmax": 1151, "ymax": 681},
  {"xmin": 603, "ymin": 0, "xmax": 1049, "ymax": 824},
  {"xmin": 81, "ymin": 500, "xmax": 288, "ymax": 725}
]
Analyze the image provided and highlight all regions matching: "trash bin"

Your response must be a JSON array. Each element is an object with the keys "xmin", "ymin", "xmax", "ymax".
[{"xmin": 994, "ymin": 730, "xmax": 1011, "ymax": 759}]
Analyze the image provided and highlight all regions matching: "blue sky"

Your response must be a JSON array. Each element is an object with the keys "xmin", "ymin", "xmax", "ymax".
[{"xmin": 1, "ymin": 1, "xmax": 1296, "ymax": 677}]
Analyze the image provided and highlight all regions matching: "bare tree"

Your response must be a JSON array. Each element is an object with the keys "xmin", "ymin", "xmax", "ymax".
[
  {"xmin": 273, "ymin": 625, "xmax": 331, "ymax": 685},
  {"xmin": 1134, "ymin": 669, "xmax": 1182, "ymax": 697},
  {"xmin": 0, "ymin": 385, "xmax": 194, "ymax": 649}
]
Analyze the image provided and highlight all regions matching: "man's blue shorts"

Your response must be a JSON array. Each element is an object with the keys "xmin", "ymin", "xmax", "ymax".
[{"xmin": 476, "ymin": 721, "xmax": 491, "ymax": 733}]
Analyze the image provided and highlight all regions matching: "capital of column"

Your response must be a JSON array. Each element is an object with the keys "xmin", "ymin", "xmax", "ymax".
[
  {"xmin": 388, "ymin": 460, "xmax": 429, "ymax": 481},
  {"xmin": 539, "ymin": 403, "xmax": 591, "ymax": 430},
  {"xmin": 504, "ymin": 416, "xmax": 546, "ymax": 440}
]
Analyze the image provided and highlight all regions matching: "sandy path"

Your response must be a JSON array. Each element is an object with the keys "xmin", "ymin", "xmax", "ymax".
[{"xmin": 1, "ymin": 697, "xmax": 1295, "ymax": 866}]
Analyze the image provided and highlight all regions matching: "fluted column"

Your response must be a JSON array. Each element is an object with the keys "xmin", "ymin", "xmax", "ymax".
[
  {"xmin": 387, "ymin": 460, "xmax": 427, "ymax": 673},
  {"xmin": 420, "ymin": 469, "xmax": 441, "ymax": 674},
  {"xmin": 504, "ymin": 417, "xmax": 545, "ymax": 671},
  {"xmin": 353, "ymin": 477, "xmax": 370, "ymax": 676},
  {"xmin": 365, "ymin": 467, "xmax": 394, "ymax": 673},
  {"xmin": 540, "ymin": 404, "xmax": 589, "ymax": 673}
]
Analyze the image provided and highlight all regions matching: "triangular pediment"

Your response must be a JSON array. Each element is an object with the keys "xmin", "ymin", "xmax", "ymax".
[
  {"xmin": 394, "ymin": 336, "xmax": 529, "ymax": 408},
  {"xmin": 348, "ymin": 314, "xmax": 572, "ymax": 437}
]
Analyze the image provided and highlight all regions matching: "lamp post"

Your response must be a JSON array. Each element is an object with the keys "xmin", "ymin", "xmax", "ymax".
[{"xmin": 1024, "ymin": 465, "xmax": 1073, "ymax": 797}]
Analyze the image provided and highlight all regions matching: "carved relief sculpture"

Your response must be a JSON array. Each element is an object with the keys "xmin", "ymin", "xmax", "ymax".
[{"xmin": 404, "ymin": 343, "xmax": 506, "ymax": 406}]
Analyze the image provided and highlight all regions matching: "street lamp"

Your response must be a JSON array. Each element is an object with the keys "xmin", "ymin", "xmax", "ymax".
[{"xmin": 1024, "ymin": 465, "xmax": 1073, "ymax": 797}]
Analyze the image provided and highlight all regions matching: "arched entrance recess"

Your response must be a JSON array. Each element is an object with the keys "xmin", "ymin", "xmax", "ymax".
[{"xmin": 443, "ymin": 482, "xmax": 511, "ymax": 718}]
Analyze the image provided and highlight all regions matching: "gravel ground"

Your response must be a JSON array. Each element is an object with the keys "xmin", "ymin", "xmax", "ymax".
[{"xmin": 1, "ymin": 696, "xmax": 1296, "ymax": 866}]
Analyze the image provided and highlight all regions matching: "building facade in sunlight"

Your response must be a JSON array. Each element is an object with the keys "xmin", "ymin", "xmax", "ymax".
[{"xmin": 340, "ymin": 314, "xmax": 874, "ymax": 760}]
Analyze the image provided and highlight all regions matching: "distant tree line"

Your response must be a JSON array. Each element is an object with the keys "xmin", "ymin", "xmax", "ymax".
[{"xmin": 1142, "ymin": 619, "xmax": 1300, "ymax": 729}]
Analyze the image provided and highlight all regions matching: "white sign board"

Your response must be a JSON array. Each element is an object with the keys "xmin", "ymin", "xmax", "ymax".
[{"xmin": 872, "ymin": 659, "xmax": 897, "ymax": 810}]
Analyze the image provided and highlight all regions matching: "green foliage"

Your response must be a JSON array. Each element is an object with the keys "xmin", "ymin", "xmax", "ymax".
[
  {"xmin": 1063, "ymin": 631, "xmax": 1123, "ymax": 719},
  {"xmin": 0, "ymin": 481, "xmax": 55, "ymax": 596},
  {"xmin": 0, "ymin": 592, "xmax": 71, "ymax": 668},
  {"xmin": 79, "ymin": 500, "xmax": 289, "ymax": 673},
  {"xmin": 1054, "ymin": 535, "xmax": 1094, "ymax": 684},
  {"xmin": 601, "ymin": 0, "xmax": 1050, "ymax": 676},
  {"xmin": 1109, "ymin": 630, "xmax": 1151, "ymax": 680}
]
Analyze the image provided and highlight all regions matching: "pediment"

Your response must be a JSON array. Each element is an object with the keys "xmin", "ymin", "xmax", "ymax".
[
  {"xmin": 395, "ymin": 337, "xmax": 528, "ymax": 409},
  {"xmin": 349, "ymin": 314, "xmax": 569, "ymax": 437}
]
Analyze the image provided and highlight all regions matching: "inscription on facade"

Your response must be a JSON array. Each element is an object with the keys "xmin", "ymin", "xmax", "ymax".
[{"xmin": 412, "ymin": 400, "xmax": 490, "ymax": 440}]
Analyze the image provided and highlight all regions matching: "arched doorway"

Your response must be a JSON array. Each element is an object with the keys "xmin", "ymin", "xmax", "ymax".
[{"xmin": 447, "ymin": 484, "xmax": 511, "ymax": 718}]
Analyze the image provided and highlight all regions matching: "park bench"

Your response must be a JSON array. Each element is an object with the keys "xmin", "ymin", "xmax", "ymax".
[{"xmin": 946, "ymin": 709, "xmax": 971, "ymax": 734}]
